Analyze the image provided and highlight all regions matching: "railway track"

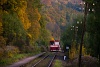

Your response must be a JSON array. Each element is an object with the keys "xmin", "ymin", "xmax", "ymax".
[
  {"xmin": 20, "ymin": 52, "xmax": 64, "ymax": 67},
  {"xmin": 32, "ymin": 54, "xmax": 56, "ymax": 67},
  {"xmin": 8, "ymin": 52, "xmax": 65, "ymax": 67},
  {"xmin": 32, "ymin": 55, "xmax": 49, "ymax": 67}
]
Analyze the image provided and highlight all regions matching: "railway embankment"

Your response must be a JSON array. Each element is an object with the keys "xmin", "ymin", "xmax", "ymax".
[{"xmin": 7, "ymin": 52, "xmax": 45, "ymax": 67}]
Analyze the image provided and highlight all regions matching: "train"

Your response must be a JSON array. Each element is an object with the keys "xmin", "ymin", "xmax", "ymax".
[{"xmin": 49, "ymin": 40, "xmax": 61, "ymax": 51}]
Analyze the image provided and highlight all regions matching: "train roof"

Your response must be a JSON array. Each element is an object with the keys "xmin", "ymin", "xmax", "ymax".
[{"xmin": 55, "ymin": 40, "xmax": 60, "ymax": 42}]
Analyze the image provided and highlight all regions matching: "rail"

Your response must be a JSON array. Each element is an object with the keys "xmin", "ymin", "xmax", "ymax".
[
  {"xmin": 48, "ymin": 55, "xmax": 56, "ymax": 67},
  {"xmin": 32, "ymin": 55, "xmax": 49, "ymax": 67}
]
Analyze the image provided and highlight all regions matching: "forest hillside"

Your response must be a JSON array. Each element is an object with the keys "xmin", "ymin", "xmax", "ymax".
[{"xmin": 41, "ymin": 0, "xmax": 83, "ymax": 39}]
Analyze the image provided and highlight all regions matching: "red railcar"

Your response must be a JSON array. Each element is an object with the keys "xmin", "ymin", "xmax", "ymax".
[{"xmin": 49, "ymin": 40, "xmax": 61, "ymax": 51}]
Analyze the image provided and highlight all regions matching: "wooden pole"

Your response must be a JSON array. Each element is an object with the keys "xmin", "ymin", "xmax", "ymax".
[{"xmin": 78, "ymin": 2, "xmax": 88, "ymax": 67}]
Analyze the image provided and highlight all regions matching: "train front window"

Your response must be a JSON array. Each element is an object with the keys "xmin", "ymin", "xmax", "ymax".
[
  {"xmin": 55, "ymin": 42, "xmax": 59, "ymax": 45},
  {"xmin": 50, "ymin": 41, "xmax": 54, "ymax": 45}
]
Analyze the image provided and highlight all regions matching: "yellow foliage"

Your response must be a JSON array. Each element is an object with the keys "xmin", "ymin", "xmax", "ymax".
[
  {"xmin": 82, "ymin": 46, "xmax": 87, "ymax": 56},
  {"xmin": 18, "ymin": 10, "xmax": 31, "ymax": 30},
  {"xmin": 7, "ymin": 51, "xmax": 13, "ymax": 57},
  {"xmin": 36, "ymin": 8, "xmax": 41, "ymax": 21},
  {"xmin": 5, "ymin": 46, "xmax": 19, "ymax": 58},
  {"xmin": 31, "ymin": 21, "xmax": 41, "ymax": 41},
  {"xmin": 32, "ymin": 8, "xmax": 41, "ymax": 22},
  {"xmin": 0, "ymin": 46, "xmax": 19, "ymax": 59},
  {"xmin": 28, "ymin": 8, "xmax": 41, "ymax": 42},
  {"xmin": 0, "ymin": 22, "xmax": 2, "ymax": 27},
  {"xmin": 13, "ymin": 32, "xmax": 16, "ymax": 36},
  {"xmin": 69, "ymin": 42, "xmax": 78, "ymax": 59},
  {"xmin": 17, "ymin": 0, "xmax": 31, "ymax": 30},
  {"xmin": 27, "ymin": 33, "xmax": 32, "ymax": 39},
  {"xmin": 77, "ymin": 45, "xmax": 87, "ymax": 56},
  {"xmin": 51, "ymin": 37, "xmax": 54, "ymax": 40},
  {"xmin": 25, "ymin": 0, "xmax": 42, "ymax": 43}
]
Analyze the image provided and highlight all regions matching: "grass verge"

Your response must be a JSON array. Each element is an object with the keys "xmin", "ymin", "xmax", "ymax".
[
  {"xmin": 53, "ymin": 60, "xmax": 63, "ymax": 67},
  {"xmin": 0, "ymin": 52, "xmax": 41, "ymax": 66}
]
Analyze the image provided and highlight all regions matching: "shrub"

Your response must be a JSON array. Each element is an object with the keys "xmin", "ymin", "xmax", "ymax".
[
  {"xmin": 14, "ymin": 39, "xmax": 26, "ymax": 51},
  {"xmin": 0, "ymin": 36, "xmax": 6, "ymax": 59},
  {"xmin": 4, "ymin": 46, "xmax": 19, "ymax": 58},
  {"xmin": 22, "ymin": 46, "xmax": 34, "ymax": 53},
  {"xmin": 71, "ymin": 56, "xmax": 99, "ymax": 67},
  {"xmin": 0, "ymin": 36, "xmax": 6, "ymax": 48}
]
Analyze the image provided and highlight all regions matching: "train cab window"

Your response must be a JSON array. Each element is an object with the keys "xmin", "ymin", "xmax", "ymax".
[
  {"xmin": 50, "ymin": 41, "xmax": 54, "ymax": 45},
  {"xmin": 55, "ymin": 42, "xmax": 59, "ymax": 45}
]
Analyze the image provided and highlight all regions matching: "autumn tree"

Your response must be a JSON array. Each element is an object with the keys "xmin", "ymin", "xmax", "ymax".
[
  {"xmin": 27, "ymin": 0, "xmax": 41, "ymax": 44},
  {"xmin": 0, "ymin": 0, "xmax": 31, "ymax": 51}
]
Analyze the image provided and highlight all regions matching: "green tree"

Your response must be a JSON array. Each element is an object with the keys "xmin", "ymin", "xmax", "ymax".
[
  {"xmin": 39, "ymin": 16, "xmax": 51, "ymax": 46},
  {"xmin": 2, "ymin": 12, "xmax": 26, "ymax": 46},
  {"xmin": 84, "ymin": 0, "xmax": 100, "ymax": 63}
]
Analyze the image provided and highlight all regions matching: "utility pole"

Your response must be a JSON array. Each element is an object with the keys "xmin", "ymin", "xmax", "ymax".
[{"xmin": 78, "ymin": 2, "xmax": 88, "ymax": 67}]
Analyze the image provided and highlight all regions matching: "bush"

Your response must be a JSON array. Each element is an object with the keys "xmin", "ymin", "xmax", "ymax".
[
  {"xmin": 0, "ymin": 36, "xmax": 6, "ymax": 59},
  {"xmin": 14, "ymin": 39, "xmax": 26, "ymax": 51},
  {"xmin": 22, "ymin": 46, "xmax": 34, "ymax": 53},
  {"xmin": 22, "ymin": 45, "xmax": 41, "ymax": 53},
  {"xmin": 70, "ymin": 56, "xmax": 99, "ymax": 67},
  {"xmin": 0, "ymin": 36, "xmax": 6, "ymax": 48},
  {"xmin": 0, "ymin": 46, "xmax": 19, "ymax": 65},
  {"xmin": 4, "ymin": 46, "xmax": 19, "ymax": 58}
]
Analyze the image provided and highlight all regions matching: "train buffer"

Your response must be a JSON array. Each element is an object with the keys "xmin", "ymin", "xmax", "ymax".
[{"xmin": 7, "ymin": 52, "xmax": 46, "ymax": 67}]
